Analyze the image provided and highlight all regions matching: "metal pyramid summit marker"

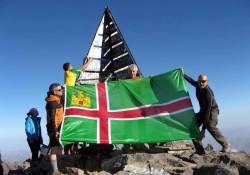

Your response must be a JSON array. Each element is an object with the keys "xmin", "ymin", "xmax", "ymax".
[{"xmin": 77, "ymin": 7, "xmax": 143, "ymax": 84}]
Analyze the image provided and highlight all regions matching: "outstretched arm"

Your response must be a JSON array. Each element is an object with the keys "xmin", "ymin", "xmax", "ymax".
[
  {"xmin": 180, "ymin": 67, "xmax": 198, "ymax": 87},
  {"xmin": 81, "ymin": 57, "xmax": 93, "ymax": 71}
]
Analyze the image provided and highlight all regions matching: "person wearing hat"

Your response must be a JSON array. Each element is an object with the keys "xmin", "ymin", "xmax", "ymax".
[{"xmin": 25, "ymin": 108, "xmax": 43, "ymax": 162}]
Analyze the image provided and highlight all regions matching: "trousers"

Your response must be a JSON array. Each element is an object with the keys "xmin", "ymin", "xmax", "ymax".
[
  {"xmin": 27, "ymin": 140, "xmax": 41, "ymax": 162},
  {"xmin": 192, "ymin": 109, "xmax": 229, "ymax": 152}
]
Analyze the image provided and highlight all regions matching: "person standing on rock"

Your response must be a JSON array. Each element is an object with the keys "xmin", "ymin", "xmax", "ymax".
[
  {"xmin": 25, "ymin": 108, "xmax": 43, "ymax": 162},
  {"xmin": 45, "ymin": 83, "xmax": 64, "ymax": 174},
  {"xmin": 180, "ymin": 68, "xmax": 230, "ymax": 154}
]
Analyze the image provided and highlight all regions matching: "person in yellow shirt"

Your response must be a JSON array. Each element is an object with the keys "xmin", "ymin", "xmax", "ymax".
[
  {"xmin": 61, "ymin": 57, "xmax": 92, "ymax": 108},
  {"xmin": 63, "ymin": 57, "xmax": 92, "ymax": 86}
]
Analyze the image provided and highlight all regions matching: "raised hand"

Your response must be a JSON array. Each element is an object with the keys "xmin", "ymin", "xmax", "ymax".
[{"xmin": 180, "ymin": 67, "xmax": 184, "ymax": 75}]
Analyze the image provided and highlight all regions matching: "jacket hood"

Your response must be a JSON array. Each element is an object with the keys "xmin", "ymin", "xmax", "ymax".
[
  {"xmin": 25, "ymin": 116, "xmax": 41, "ymax": 121},
  {"xmin": 45, "ymin": 94, "xmax": 61, "ymax": 103}
]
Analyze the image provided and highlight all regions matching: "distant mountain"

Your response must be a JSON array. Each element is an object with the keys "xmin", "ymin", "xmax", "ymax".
[
  {"xmin": 225, "ymin": 126, "xmax": 250, "ymax": 152},
  {"xmin": 2, "ymin": 150, "xmax": 31, "ymax": 163},
  {"xmin": 203, "ymin": 126, "xmax": 250, "ymax": 153}
]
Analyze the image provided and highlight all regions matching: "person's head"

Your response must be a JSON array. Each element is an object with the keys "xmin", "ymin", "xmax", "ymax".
[
  {"xmin": 63, "ymin": 63, "xmax": 72, "ymax": 71},
  {"xmin": 27, "ymin": 108, "xmax": 39, "ymax": 117},
  {"xmin": 128, "ymin": 64, "xmax": 138, "ymax": 78},
  {"xmin": 198, "ymin": 74, "xmax": 208, "ymax": 89},
  {"xmin": 49, "ymin": 83, "xmax": 63, "ymax": 97}
]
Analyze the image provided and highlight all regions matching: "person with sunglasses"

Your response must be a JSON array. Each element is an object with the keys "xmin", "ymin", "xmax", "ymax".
[
  {"xmin": 45, "ymin": 83, "xmax": 64, "ymax": 175},
  {"xmin": 180, "ymin": 68, "xmax": 230, "ymax": 155}
]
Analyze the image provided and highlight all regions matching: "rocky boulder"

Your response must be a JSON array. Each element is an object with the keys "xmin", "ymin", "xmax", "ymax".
[{"xmin": 22, "ymin": 149, "xmax": 250, "ymax": 175}]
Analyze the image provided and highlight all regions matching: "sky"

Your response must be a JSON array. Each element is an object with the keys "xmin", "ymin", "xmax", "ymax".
[{"xmin": 0, "ymin": 0, "xmax": 250, "ymax": 153}]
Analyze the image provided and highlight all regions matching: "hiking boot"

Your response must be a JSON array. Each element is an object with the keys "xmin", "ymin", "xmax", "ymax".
[
  {"xmin": 191, "ymin": 149, "xmax": 206, "ymax": 156},
  {"xmin": 220, "ymin": 143, "xmax": 230, "ymax": 153}
]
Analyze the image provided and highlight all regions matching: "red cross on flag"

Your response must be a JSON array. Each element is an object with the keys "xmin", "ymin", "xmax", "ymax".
[{"xmin": 60, "ymin": 69, "xmax": 200, "ymax": 145}]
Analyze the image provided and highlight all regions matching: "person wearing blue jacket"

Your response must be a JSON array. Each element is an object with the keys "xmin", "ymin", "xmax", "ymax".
[{"xmin": 25, "ymin": 108, "xmax": 43, "ymax": 162}]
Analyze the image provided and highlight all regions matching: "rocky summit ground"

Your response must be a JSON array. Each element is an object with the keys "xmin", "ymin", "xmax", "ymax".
[{"xmin": 4, "ymin": 142, "xmax": 250, "ymax": 175}]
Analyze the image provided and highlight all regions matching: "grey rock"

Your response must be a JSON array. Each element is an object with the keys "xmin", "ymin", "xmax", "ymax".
[
  {"xmin": 64, "ymin": 167, "xmax": 85, "ymax": 175},
  {"xmin": 101, "ymin": 155, "xmax": 125, "ymax": 173},
  {"xmin": 194, "ymin": 164, "xmax": 239, "ymax": 175},
  {"xmin": 3, "ymin": 143, "xmax": 250, "ymax": 175}
]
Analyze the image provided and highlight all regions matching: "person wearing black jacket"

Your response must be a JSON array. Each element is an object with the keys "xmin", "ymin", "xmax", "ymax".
[{"xmin": 180, "ymin": 68, "xmax": 230, "ymax": 154}]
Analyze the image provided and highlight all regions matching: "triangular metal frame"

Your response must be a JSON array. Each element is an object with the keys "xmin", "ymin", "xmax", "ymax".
[{"xmin": 77, "ymin": 7, "xmax": 143, "ymax": 84}]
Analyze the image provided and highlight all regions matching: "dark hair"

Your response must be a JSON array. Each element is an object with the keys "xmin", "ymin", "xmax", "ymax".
[
  {"xmin": 63, "ymin": 63, "xmax": 70, "ymax": 71},
  {"xmin": 49, "ymin": 83, "xmax": 60, "ymax": 94}
]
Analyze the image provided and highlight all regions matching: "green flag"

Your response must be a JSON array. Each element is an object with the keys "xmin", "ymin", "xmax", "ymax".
[{"xmin": 60, "ymin": 69, "xmax": 200, "ymax": 145}]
